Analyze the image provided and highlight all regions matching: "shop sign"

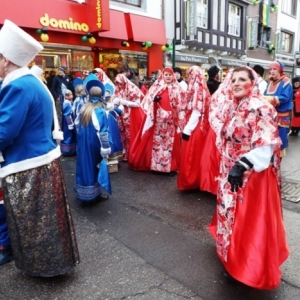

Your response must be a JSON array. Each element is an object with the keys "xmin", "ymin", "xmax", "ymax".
[
  {"xmin": 221, "ymin": 59, "xmax": 246, "ymax": 66},
  {"xmin": 40, "ymin": 13, "xmax": 89, "ymax": 32},
  {"xmin": 175, "ymin": 55, "xmax": 206, "ymax": 64}
]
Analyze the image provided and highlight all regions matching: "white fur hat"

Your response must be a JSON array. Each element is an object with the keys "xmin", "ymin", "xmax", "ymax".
[
  {"xmin": 0, "ymin": 20, "xmax": 43, "ymax": 67},
  {"xmin": 30, "ymin": 65, "xmax": 44, "ymax": 77}
]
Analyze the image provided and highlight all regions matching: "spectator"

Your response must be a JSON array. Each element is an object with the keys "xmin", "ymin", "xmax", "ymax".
[
  {"xmin": 253, "ymin": 64, "xmax": 267, "ymax": 95},
  {"xmin": 206, "ymin": 65, "xmax": 221, "ymax": 95},
  {"xmin": 290, "ymin": 77, "xmax": 300, "ymax": 136},
  {"xmin": 173, "ymin": 67, "xmax": 188, "ymax": 91}
]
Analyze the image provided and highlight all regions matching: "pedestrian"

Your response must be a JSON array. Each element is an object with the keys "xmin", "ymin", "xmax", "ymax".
[
  {"xmin": 46, "ymin": 69, "xmax": 56, "ymax": 90},
  {"xmin": 206, "ymin": 65, "xmax": 221, "ymax": 95},
  {"xmin": 61, "ymin": 89, "xmax": 76, "ymax": 156},
  {"xmin": 252, "ymin": 64, "xmax": 267, "ymax": 95},
  {"xmin": 129, "ymin": 67, "xmax": 186, "ymax": 174},
  {"xmin": 74, "ymin": 79, "xmax": 111, "ymax": 203},
  {"xmin": 289, "ymin": 77, "xmax": 300, "ymax": 136},
  {"xmin": 177, "ymin": 66, "xmax": 211, "ymax": 190},
  {"xmin": 0, "ymin": 19, "xmax": 80, "ymax": 276},
  {"xmin": 50, "ymin": 65, "xmax": 74, "ymax": 124},
  {"xmin": 173, "ymin": 67, "xmax": 188, "ymax": 91},
  {"xmin": 208, "ymin": 66, "xmax": 289, "ymax": 289},
  {"xmin": 263, "ymin": 61, "xmax": 293, "ymax": 158},
  {"xmin": 113, "ymin": 73, "xmax": 145, "ymax": 161}
]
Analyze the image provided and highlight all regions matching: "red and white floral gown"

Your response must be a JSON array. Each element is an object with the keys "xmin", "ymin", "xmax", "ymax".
[
  {"xmin": 208, "ymin": 67, "xmax": 289, "ymax": 290},
  {"xmin": 114, "ymin": 74, "xmax": 145, "ymax": 160},
  {"xmin": 129, "ymin": 69, "xmax": 186, "ymax": 172}
]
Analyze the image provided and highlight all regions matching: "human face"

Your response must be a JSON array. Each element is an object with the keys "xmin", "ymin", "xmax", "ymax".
[
  {"xmin": 294, "ymin": 82, "xmax": 300, "ymax": 88},
  {"xmin": 231, "ymin": 70, "xmax": 254, "ymax": 100},
  {"xmin": 163, "ymin": 71, "xmax": 173, "ymax": 84},
  {"xmin": 269, "ymin": 67, "xmax": 280, "ymax": 80},
  {"xmin": 0, "ymin": 54, "xmax": 7, "ymax": 78},
  {"xmin": 174, "ymin": 72, "xmax": 181, "ymax": 80}
]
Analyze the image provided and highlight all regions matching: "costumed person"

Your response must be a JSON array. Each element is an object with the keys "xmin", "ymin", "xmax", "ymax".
[
  {"xmin": 208, "ymin": 66, "xmax": 289, "ymax": 289},
  {"xmin": 263, "ymin": 61, "xmax": 293, "ymax": 158},
  {"xmin": 93, "ymin": 67, "xmax": 115, "ymax": 91},
  {"xmin": 206, "ymin": 65, "xmax": 221, "ymax": 95},
  {"xmin": 129, "ymin": 67, "xmax": 186, "ymax": 174},
  {"xmin": 113, "ymin": 73, "xmax": 145, "ymax": 161},
  {"xmin": 289, "ymin": 77, "xmax": 300, "ymax": 136},
  {"xmin": 177, "ymin": 66, "xmax": 211, "ymax": 190},
  {"xmin": 74, "ymin": 79, "xmax": 111, "ymax": 204},
  {"xmin": 61, "ymin": 89, "xmax": 76, "ymax": 156},
  {"xmin": 72, "ymin": 83, "xmax": 87, "ymax": 121},
  {"xmin": 252, "ymin": 64, "xmax": 267, "ymax": 95},
  {"xmin": 0, "ymin": 181, "xmax": 13, "ymax": 266},
  {"xmin": 0, "ymin": 19, "xmax": 80, "ymax": 276},
  {"xmin": 104, "ymin": 84, "xmax": 124, "ymax": 162},
  {"xmin": 173, "ymin": 67, "xmax": 188, "ymax": 91}
]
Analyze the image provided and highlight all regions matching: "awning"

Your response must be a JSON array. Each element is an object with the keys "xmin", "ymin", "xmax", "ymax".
[
  {"xmin": 98, "ymin": 10, "xmax": 128, "ymax": 40},
  {"xmin": 127, "ymin": 13, "xmax": 166, "ymax": 44}
]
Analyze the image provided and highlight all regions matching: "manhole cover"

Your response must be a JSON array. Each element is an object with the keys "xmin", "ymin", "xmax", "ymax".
[{"xmin": 281, "ymin": 181, "xmax": 300, "ymax": 203}]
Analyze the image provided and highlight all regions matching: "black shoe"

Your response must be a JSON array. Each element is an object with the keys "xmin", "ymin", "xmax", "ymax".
[
  {"xmin": 0, "ymin": 247, "xmax": 13, "ymax": 266},
  {"xmin": 289, "ymin": 131, "xmax": 297, "ymax": 136},
  {"xmin": 96, "ymin": 194, "xmax": 109, "ymax": 202},
  {"xmin": 224, "ymin": 270, "xmax": 238, "ymax": 283}
]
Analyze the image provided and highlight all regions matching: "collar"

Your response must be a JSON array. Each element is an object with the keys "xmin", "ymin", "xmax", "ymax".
[{"xmin": 2, "ymin": 67, "xmax": 31, "ymax": 88}]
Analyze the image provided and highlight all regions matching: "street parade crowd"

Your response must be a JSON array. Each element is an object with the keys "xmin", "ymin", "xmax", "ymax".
[{"xmin": 1, "ymin": 19, "xmax": 300, "ymax": 291}]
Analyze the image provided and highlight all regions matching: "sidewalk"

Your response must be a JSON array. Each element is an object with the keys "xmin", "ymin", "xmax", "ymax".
[{"xmin": 280, "ymin": 135, "xmax": 300, "ymax": 289}]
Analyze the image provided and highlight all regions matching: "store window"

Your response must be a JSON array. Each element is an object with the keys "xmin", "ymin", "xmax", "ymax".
[
  {"xmin": 228, "ymin": 3, "xmax": 241, "ymax": 37},
  {"xmin": 99, "ymin": 50, "xmax": 148, "ymax": 82},
  {"xmin": 32, "ymin": 47, "xmax": 94, "ymax": 73}
]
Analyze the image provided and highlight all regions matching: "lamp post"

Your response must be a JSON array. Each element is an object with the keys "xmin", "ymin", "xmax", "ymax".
[{"xmin": 172, "ymin": 37, "xmax": 176, "ymax": 68}]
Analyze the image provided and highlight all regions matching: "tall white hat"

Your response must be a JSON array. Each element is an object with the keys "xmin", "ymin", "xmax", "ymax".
[
  {"xmin": 30, "ymin": 65, "xmax": 44, "ymax": 77},
  {"xmin": 0, "ymin": 20, "xmax": 43, "ymax": 67}
]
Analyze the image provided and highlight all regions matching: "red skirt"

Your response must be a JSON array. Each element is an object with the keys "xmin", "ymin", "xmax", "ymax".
[
  {"xmin": 198, "ymin": 126, "xmax": 219, "ymax": 195},
  {"xmin": 208, "ymin": 168, "xmax": 289, "ymax": 289}
]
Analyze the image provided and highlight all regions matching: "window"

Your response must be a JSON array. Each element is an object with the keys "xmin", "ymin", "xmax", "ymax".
[
  {"xmin": 228, "ymin": 3, "xmax": 241, "ymax": 37},
  {"xmin": 196, "ymin": 0, "xmax": 208, "ymax": 29},
  {"xmin": 258, "ymin": 24, "xmax": 271, "ymax": 48},
  {"xmin": 281, "ymin": 31, "xmax": 293, "ymax": 53},
  {"xmin": 281, "ymin": 0, "xmax": 297, "ymax": 16},
  {"xmin": 112, "ymin": 0, "xmax": 141, "ymax": 6}
]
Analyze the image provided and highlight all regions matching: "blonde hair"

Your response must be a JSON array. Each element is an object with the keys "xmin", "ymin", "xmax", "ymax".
[
  {"xmin": 75, "ymin": 84, "xmax": 85, "ymax": 96},
  {"xmin": 80, "ymin": 86, "xmax": 105, "ymax": 126}
]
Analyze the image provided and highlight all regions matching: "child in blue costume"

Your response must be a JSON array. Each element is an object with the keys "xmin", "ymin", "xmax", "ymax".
[
  {"xmin": 61, "ymin": 90, "xmax": 77, "ymax": 156},
  {"xmin": 105, "ymin": 83, "xmax": 124, "ymax": 162},
  {"xmin": 74, "ymin": 79, "xmax": 111, "ymax": 203}
]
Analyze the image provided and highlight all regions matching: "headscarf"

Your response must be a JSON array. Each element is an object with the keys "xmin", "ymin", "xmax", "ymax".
[
  {"xmin": 94, "ymin": 68, "xmax": 115, "ymax": 92},
  {"xmin": 185, "ymin": 66, "xmax": 211, "ymax": 131},
  {"xmin": 140, "ymin": 67, "xmax": 186, "ymax": 131},
  {"xmin": 114, "ymin": 73, "xmax": 144, "ymax": 102}
]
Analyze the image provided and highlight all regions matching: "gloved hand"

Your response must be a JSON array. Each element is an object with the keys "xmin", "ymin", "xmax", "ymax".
[
  {"xmin": 154, "ymin": 95, "xmax": 162, "ymax": 102},
  {"xmin": 182, "ymin": 133, "xmax": 190, "ymax": 141},
  {"xmin": 113, "ymin": 98, "xmax": 121, "ymax": 105},
  {"xmin": 228, "ymin": 157, "xmax": 253, "ymax": 192}
]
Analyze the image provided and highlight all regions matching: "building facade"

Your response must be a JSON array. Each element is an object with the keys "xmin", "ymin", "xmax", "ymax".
[{"xmin": 0, "ymin": 0, "xmax": 167, "ymax": 78}]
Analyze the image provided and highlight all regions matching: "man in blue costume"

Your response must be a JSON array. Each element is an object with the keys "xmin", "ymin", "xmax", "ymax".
[{"xmin": 263, "ymin": 61, "xmax": 293, "ymax": 158}]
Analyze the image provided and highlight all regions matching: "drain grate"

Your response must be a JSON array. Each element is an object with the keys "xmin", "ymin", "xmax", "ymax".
[{"xmin": 281, "ymin": 180, "xmax": 300, "ymax": 203}]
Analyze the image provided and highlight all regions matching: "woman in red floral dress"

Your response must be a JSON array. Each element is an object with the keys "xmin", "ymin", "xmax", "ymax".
[
  {"xmin": 113, "ymin": 74, "xmax": 145, "ymax": 161},
  {"xmin": 208, "ymin": 66, "xmax": 289, "ymax": 289},
  {"xmin": 129, "ymin": 68, "xmax": 186, "ymax": 173},
  {"xmin": 290, "ymin": 77, "xmax": 300, "ymax": 136},
  {"xmin": 177, "ymin": 66, "xmax": 211, "ymax": 189}
]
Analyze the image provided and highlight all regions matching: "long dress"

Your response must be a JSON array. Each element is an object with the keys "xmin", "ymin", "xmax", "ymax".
[
  {"xmin": 177, "ymin": 66, "xmax": 211, "ymax": 190},
  {"xmin": 129, "ymin": 71, "xmax": 186, "ymax": 173},
  {"xmin": 208, "ymin": 68, "xmax": 289, "ymax": 290},
  {"xmin": 291, "ymin": 86, "xmax": 300, "ymax": 132},
  {"xmin": 74, "ymin": 106, "xmax": 110, "ymax": 201}
]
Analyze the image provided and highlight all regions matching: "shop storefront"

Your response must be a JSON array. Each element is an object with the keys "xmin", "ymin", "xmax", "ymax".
[{"xmin": 0, "ymin": 0, "xmax": 166, "ymax": 79}]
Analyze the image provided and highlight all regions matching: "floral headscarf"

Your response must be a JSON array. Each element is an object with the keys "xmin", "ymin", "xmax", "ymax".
[
  {"xmin": 141, "ymin": 67, "xmax": 186, "ymax": 131},
  {"xmin": 114, "ymin": 74, "xmax": 144, "ymax": 102},
  {"xmin": 94, "ymin": 68, "xmax": 115, "ymax": 91},
  {"xmin": 185, "ymin": 66, "xmax": 211, "ymax": 131}
]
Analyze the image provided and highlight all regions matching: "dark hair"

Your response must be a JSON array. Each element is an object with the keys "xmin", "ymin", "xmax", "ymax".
[{"xmin": 232, "ymin": 66, "xmax": 255, "ymax": 81}]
